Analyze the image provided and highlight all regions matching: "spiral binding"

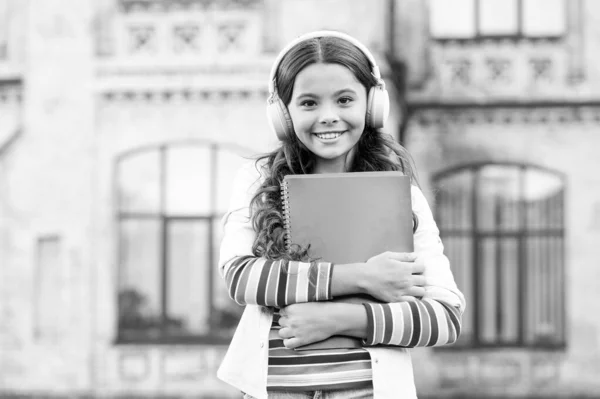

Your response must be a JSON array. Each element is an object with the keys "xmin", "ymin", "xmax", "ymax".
[{"xmin": 281, "ymin": 178, "xmax": 292, "ymax": 252}]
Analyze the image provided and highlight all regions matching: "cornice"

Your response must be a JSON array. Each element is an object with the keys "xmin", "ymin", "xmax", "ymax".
[
  {"xmin": 409, "ymin": 103, "xmax": 600, "ymax": 126},
  {"xmin": 118, "ymin": 0, "xmax": 262, "ymax": 13},
  {"xmin": 99, "ymin": 87, "xmax": 269, "ymax": 103},
  {"xmin": 0, "ymin": 81, "xmax": 22, "ymax": 104}
]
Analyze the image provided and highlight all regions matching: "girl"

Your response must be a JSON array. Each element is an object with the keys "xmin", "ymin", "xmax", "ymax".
[{"xmin": 217, "ymin": 31, "xmax": 466, "ymax": 399}]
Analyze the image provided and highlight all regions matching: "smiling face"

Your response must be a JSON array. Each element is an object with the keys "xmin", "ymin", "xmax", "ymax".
[{"xmin": 287, "ymin": 62, "xmax": 368, "ymax": 174}]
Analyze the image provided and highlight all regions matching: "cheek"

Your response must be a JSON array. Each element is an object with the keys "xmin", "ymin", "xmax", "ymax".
[
  {"xmin": 287, "ymin": 109, "xmax": 302, "ymax": 130},
  {"xmin": 291, "ymin": 117, "xmax": 315, "ymax": 141}
]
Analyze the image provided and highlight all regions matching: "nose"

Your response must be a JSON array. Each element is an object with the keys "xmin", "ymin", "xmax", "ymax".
[{"xmin": 318, "ymin": 104, "xmax": 339, "ymax": 125}]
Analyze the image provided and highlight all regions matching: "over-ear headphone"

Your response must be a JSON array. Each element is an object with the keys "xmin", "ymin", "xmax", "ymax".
[{"xmin": 266, "ymin": 30, "xmax": 390, "ymax": 141}]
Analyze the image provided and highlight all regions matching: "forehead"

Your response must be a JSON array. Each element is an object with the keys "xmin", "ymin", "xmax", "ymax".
[{"xmin": 292, "ymin": 63, "xmax": 364, "ymax": 95}]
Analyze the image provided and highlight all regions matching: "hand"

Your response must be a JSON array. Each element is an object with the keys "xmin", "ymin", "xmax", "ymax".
[
  {"xmin": 278, "ymin": 302, "xmax": 339, "ymax": 349},
  {"xmin": 362, "ymin": 251, "xmax": 426, "ymax": 302}
]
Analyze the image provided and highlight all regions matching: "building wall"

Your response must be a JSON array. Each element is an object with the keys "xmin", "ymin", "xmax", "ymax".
[
  {"xmin": 0, "ymin": 0, "xmax": 405, "ymax": 397},
  {"xmin": 396, "ymin": 0, "xmax": 600, "ymax": 396},
  {"xmin": 406, "ymin": 110, "xmax": 600, "ymax": 397},
  {"xmin": 2, "ymin": 0, "xmax": 600, "ymax": 397}
]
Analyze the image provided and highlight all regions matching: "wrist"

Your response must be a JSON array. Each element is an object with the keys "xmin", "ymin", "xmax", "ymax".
[
  {"xmin": 331, "ymin": 262, "xmax": 368, "ymax": 297},
  {"xmin": 330, "ymin": 302, "xmax": 368, "ymax": 339}
]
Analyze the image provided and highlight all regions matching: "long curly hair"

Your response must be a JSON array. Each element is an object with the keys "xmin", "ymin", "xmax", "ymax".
[{"xmin": 250, "ymin": 35, "xmax": 418, "ymax": 261}]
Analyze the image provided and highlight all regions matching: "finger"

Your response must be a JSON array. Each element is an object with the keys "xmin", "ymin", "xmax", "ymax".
[
  {"xmin": 283, "ymin": 337, "xmax": 302, "ymax": 350},
  {"xmin": 278, "ymin": 327, "xmax": 294, "ymax": 339},
  {"xmin": 411, "ymin": 275, "xmax": 427, "ymax": 287},
  {"xmin": 386, "ymin": 252, "xmax": 417, "ymax": 262},
  {"xmin": 398, "ymin": 295, "xmax": 418, "ymax": 302},
  {"xmin": 411, "ymin": 260, "xmax": 425, "ymax": 274},
  {"xmin": 408, "ymin": 286, "xmax": 425, "ymax": 298},
  {"xmin": 278, "ymin": 316, "xmax": 288, "ymax": 327}
]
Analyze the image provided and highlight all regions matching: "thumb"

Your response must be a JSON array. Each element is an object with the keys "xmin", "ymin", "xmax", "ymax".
[{"xmin": 398, "ymin": 295, "xmax": 418, "ymax": 302}]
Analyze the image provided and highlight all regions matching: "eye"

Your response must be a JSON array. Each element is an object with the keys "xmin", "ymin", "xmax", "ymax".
[
  {"xmin": 338, "ymin": 96, "xmax": 354, "ymax": 105},
  {"xmin": 300, "ymin": 99, "xmax": 317, "ymax": 108}
]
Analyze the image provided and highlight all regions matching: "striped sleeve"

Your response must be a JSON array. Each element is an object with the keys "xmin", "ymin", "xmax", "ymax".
[
  {"xmin": 223, "ymin": 255, "xmax": 334, "ymax": 307},
  {"xmin": 362, "ymin": 298, "xmax": 462, "ymax": 347}
]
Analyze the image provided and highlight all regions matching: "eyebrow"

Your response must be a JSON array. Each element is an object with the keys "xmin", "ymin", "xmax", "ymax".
[{"xmin": 294, "ymin": 88, "xmax": 358, "ymax": 99}]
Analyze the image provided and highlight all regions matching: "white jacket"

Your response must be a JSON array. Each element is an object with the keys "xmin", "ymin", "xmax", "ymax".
[{"xmin": 217, "ymin": 161, "xmax": 466, "ymax": 399}]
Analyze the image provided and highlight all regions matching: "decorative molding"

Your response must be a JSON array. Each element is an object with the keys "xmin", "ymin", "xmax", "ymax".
[
  {"xmin": 99, "ymin": 87, "xmax": 268, "ymax": 103},
  {"xmin": 485, "ymin": 57, "xmax": 512, "ymax": 84},
  {"xmin": 428, "ymin": 39, "xmax": 574, "ymax": 97},
  {"xmin": 433, "ymin": 37, "xmax": 565, "ymax": 48},
  {"xmin": 530, "ymin": 57, "xmax": 553, "ymax": 83},
  {"xmin": 172, "ymin": 23, "xmax": 202, "ymax": 54},
  {"xmin": 446, "ymin": 58, "xmax": 471, "ymax": 86},
  {"xmin": 96, "ymin": 58, "xmax": 272, "ymax": 75},
  {"xmin": 217, "ymin": 21, "xmax": 246, "ymax": 53},
  {"xmin": 107, "ymin": 12, "xmax": 262, "ymax": 60},
  {"xmin": 0, "ymin": 81, "xmax": 22, "ymax": 104},
  {"xmin": 411, "ymin": 105, "xmax": 600, "ymax": 126},
  {"xmin": 128, "ymin": 24, "xmax": 157, "ymax": 54},
  {"xmin": 119, "ymin": 0, "xmax": 262, "ymax": 13}
]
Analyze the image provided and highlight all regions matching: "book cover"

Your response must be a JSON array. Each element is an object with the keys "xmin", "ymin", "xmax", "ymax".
[{"xmin": 281, "ymin": 171, "xmax": 414, "ymax": 350}]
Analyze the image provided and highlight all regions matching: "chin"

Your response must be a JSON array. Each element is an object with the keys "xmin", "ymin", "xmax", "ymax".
[{"xmin": 315, "ymin": 151, "xmax": 347, "ymax": 161}]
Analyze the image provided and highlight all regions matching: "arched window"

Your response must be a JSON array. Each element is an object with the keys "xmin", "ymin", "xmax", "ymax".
[
  {"xmin": 433, "ymin": 163, "xmax": 566, "ymax": 349},
  {"xmin": 115, "ymin": 142, "xmax": 251, "ymax": 343}
]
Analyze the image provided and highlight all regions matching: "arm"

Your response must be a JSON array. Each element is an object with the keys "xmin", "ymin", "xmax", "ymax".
[
  {"xmin": 220, "ymin": 162, "xmax": 363, "ymax": 307},
  {"xmin": 223, "ymin": 255, "xmax": 334, "ymax": 306},
  {"xmin": 360, "ymin": 186, "xmax": 465, "ymax": 347},
  {"xmin": 279, "ymin": 290, "xmax": 461, "ymax": 348},
  {"xmin": 279, "ymin": 186, "xmax": 465, "ymax": 349}
]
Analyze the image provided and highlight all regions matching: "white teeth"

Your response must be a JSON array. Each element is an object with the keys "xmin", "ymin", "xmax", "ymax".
[{"xmin": 315, "ymin": 132, "xmax": 342, "ymax": 140}]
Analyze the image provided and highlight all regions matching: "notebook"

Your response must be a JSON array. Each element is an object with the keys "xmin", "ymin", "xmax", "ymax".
[{"xmin": 281, "ymin": 171, "xmax": 414, "ymax": 350}]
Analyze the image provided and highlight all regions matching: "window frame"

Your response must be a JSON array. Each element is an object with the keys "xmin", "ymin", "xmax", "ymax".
[
  {"xmin": 432, "ymin": 161, "xmax": 567, "ymax": 350},
  {"xmin": 430, "ymin": 0, "xmax": 566, "ymax": 42},
  {"xmin": 113, "ymin": 141, "xmax": 250, "ymax": 345}
]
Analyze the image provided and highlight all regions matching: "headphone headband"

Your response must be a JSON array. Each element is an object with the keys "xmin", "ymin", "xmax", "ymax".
[
  {"xmin": 266, "ymin": 30, "xmax": 390, "ymax": 140},
  {"xmin": 267, "ymin": 30, "xmax": 383, "ymax": 100}
]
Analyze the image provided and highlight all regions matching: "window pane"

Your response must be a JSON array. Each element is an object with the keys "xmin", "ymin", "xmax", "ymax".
[
  {"xmin": 551, "ymin": 236, "xmax": 565, "ymax": 343},
  {"xmin": 525, "ymin": 236, "xmax": 561, "ymax": 344},
  {"xmin": 119, "ymin": 219, "xmax": 162, "ymax": 334},
  {"xmin": 166, "ymin": 220, "xmax": 210, "ymax": 335},
  {"xmin": 216, "ymin": 149, "xmax": 250, "ymax": 214},
  {"xmin": 435, "ymin": 164, "xmax": 565, "ymax": 348},
  {"xmin": 436, "ymin": 170, "xmax": 473, "ymax": 231},
  {"xmin": 479, "ymin": 238, "xmax": 498, "ymax": 343},
  {"xmin": 499, "ymin": 238, "xmax": 519, "ymax": 343},
  {"xmin": 166, "ymin": 146, "xmax": 211, "ymax": 215},
  {"xmin": 524, "ymin": 168, "xmax": 563, "ymax": 230},
  {"xmin": 444, "ymin": 236, "xmax": 474, "ymax": 345},
  {"xmin": 429, "ymin": 0, "xmax": 476, "ymax": 38},
  {"xmin": 523, "ymin": 0, "xmax": 566, "ymax": 37},
  {"xmin": 479, "ymin": 0, "xmax": 519, "ymax": 36},
  {"xmin": 477, "ymin": 166, "xmax": 521, "ymax": 231},
  {"xmin": 118, "ymin": 151, "xmax": 161, "ymax": 213}
]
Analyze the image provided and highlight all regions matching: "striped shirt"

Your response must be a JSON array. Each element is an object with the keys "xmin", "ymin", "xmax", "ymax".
[
  {"xmin": 268, "ymin": 312, "xmax": 372, "ymax": 391},
  {"xmin": 223, "ymin": 255, "xmax": 462, "ymax": 390}
]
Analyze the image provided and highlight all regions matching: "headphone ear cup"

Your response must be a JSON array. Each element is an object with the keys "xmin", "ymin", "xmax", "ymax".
[
  {"xmin": 266, "ymin": 96, "xmax": 294, "ymax": 141},
  {"xmin": 366, "ymin": 85, "xmax": 390, "ymax": 129}
]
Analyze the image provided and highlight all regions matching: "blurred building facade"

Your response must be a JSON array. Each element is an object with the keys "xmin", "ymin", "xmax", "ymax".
[{"xmin": 0, "ymin": 0, "xmax": 599, "ymax": 397}]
